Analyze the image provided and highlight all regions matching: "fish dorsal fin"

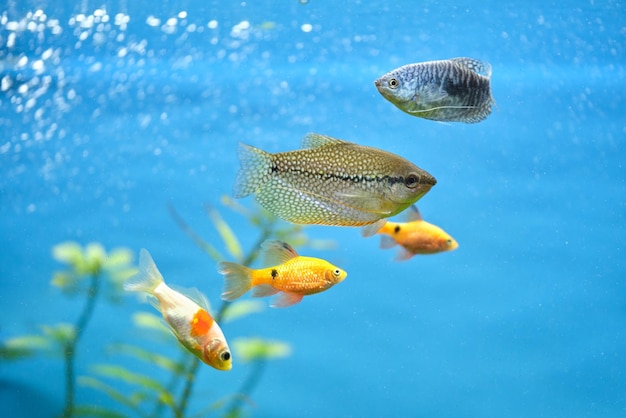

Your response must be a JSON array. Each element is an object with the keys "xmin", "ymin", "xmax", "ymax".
[
  {"xmin": 171, "ymin": 284, "xmax": 211, "ymax": 312},
  {"xmin": 405, "ymin": 205, "xmax": 423, "ymax": 222},
  {"xmin": 261, "ymin": 240, "xmax": 299, "ymax": 266},
  {"xmin": 451, "ymin": 57, "xmax": 492, "ymax": 78},
  {"xmin": 301, "ymin": 133, "xmax": 349, "ymax": 149}
]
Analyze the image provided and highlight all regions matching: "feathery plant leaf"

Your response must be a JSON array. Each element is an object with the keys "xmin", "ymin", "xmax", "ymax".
[
  {"xmin": 91, "ymin": 364, "xmax": 176, "ymax": 407},
  {"xmin": 78, "ymin": 376, "xmax": 142, "ymax": 413},
  {"xmin": 0, "ymin": 335, "xmax": 52, "ymax": 360},
  {"xmin": 233, "ymin": 338, "xmax": 292, "ymax": 363},
  {"xmin": 205, "ymin": 204, "xmax": 243, "ymax": 262},
  {"xmin": 42, "ymin": 323, "xmax": 75, "ymax": 346},
  {"xmin": 103, "ymin": 249, "xmax": 134, "ymax": 269},
  {"xmin": 132, "ymin": 312, "xmax": 171, "ymax": 337},
  {"xmin": 72, "ymin": 404, "xmax": 128, "ymax": 418},
  {"xmin": 106, "ymin": 343, "xmax": 187, "ymax": 376},
  {"xmin": 167, "ymin": 202, "xmax": 224, "ymax": 262},
  {"xmin": 52, "ymin": 242, "xmax": 84, "ymax": 267},
  {"xmin": 220, "ymin": 300, "xmax": 265, "ymax": 324}
]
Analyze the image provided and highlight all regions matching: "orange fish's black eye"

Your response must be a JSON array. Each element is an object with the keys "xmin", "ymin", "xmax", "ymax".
[
  {"xmin": 404, "ymin": 173, "xmax": 421, "ymax": 189},
  {"xmin": 333, "ymin": 269, "xmax": 341, "ymax": 277},
  {"xmin": 221, "ymin": 351, "xmax": 231, "ymax": 362},
  {"xmin": 388, "ymin": 78, "xmax": 399, "ymax": 89}
]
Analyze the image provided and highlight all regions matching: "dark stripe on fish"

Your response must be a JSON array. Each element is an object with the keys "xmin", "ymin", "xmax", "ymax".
[{"xmin": 271, "ymin": 167, "xmax": 417, "ymax": 187}]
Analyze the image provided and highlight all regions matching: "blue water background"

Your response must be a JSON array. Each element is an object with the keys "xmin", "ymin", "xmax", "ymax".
[{"xmin": 1, "ymin": 0, "xmax": 625, "ymax": 416}]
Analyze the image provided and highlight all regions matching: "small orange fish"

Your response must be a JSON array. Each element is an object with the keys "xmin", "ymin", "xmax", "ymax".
[
  {"xmin": 218, "ymin": 240, "xmax": 347, "ymax": 308},
  {"xmin": 124, "ymin": 249, "xmax": 232, "ymax": 371},
  {"xmin": 365, "ymin": 205, "xmax": 458, "ymax": 260}
]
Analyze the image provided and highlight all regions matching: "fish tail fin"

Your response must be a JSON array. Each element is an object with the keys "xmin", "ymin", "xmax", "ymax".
[
  {"xmin": 218, "ymin": 261, "xmax": 253, "ymax": 301},
  {"xmin": 124, "ymin": 249, "xmax": 164, "ymax": 294},
  {"xmin": 233, "ymin": 143, "xmax": 273, "ymax": 198}
]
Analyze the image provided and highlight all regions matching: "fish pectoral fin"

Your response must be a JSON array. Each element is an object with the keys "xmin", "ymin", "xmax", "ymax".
[
  {"xmin": 379, "ymin": 235, "xmax": 398, "ymax": 249},
  {"xmin": 415, "ymin": 84, "xmax": 448, "ymax": 104},
  {"xmin": 270, "ymin": 292, "xmax": 304, "ymax": 308},
  {"xmin": 405, "ymin": 204, "xmax": 423, "ymax": 222},
  {"xmin": 252, "ymin": 284, "xmax": 279, "ymax": 297},
  {"xmin": 260, "ymin": 180, "xmax": 384, "ymax": 226},
  {"xmin": 333, "ymin": 191, "xmax": 393, "ymax": 215},
  {"xmin": 395, "ymin": 248, "xmax": 415, "ymax": 261}
]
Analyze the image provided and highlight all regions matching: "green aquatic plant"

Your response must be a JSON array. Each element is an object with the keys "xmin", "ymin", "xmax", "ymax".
[
  {"xmin": 78, "ymin": 200, "xmax": 303, "ymax": 417},
  {"xmin": 1, "ymin": 199, "xmax": 326, "ymax": 417},
  {"xmin": 0, "ymin": 242, "xmax": 136, "ymax": 418}
]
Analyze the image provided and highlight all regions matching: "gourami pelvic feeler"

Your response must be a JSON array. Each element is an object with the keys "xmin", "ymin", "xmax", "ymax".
[
  {"xmin": 218, "ymin": 240, "xmax": 347, "ymax": 308},
  {"xmin": 375, "ymin": 57, "xmax": 495, "ymax": 123},
  {"xmin": 364, "ymin": 205, "xmax": 458, "ymax": 260},
  {"xmin": 124, "ymin": 249, "xmax": 232, "ymax": 371},
  {"xmin": 233, "ymin": 132, "xmax": 436, "ymax": 234}
]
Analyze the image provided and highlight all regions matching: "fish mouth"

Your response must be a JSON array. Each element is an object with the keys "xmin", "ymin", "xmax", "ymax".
[{"xmin": 422, "ymin": 173, "xmax": 437, "ymax": 186}]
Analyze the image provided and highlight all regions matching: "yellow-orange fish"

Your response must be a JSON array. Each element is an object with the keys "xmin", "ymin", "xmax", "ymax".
[
  {"xmin": 365, "ymin": 205, "xmax": 458, "ymax": 260},
  {"xmin": 124, "ymin": 249, "xmax": 232, "ymax": 371},
  {"xmin": 218, "ymin": 240, "xmax": 347, "ymax": 307}
]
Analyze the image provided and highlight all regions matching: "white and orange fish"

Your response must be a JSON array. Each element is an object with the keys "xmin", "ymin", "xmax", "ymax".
[
  {"xmin": 124, "ymin": 249, "xmax": 232, "ymax": 371},
  {"xmin": 365, "ymin": 205, "xmax": 458, "ymax": 260},
  {"xmin": 218, "ymin": 240, "xmax": 347, "ymax": 308}
]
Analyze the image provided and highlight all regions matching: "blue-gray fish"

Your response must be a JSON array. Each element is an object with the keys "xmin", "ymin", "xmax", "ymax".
[
  {"xmin": 233, "ymin": 133, "xmax": 436, "ymax": 231},
  {"xmin": 375, "ymin": 57, "xmax": 495, "ymax": 123}
]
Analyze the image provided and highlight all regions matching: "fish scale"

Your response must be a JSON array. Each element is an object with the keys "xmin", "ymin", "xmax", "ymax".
[{"xmin": 233, "ymin": 133, "xmax": 436, "ymax": 227}]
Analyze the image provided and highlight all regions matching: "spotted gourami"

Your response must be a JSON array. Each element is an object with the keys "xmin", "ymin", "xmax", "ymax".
[
  {"xmin": 364, "ymin": 205, "xmax": 458, "ymax": 260},
  {"xmin": 233, "ymin": 133, "xmax": 436, "ymax": 232},
  {"xmin": 375, "ymin": 57, "xmax": 495, "ymax": 123},
  {"xmin": 124, "ymin": 249, "xmax": 232, "ymax": 371},
  {"xmin": 218, "ymin": 240, "xmax": 347, "ymax": 308}
]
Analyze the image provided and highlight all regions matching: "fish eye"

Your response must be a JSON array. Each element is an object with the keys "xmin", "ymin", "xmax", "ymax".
[
  {"xmin": 221, "ymin": 351, "xmax": 231, "ymax": 362},
  {"xmin": 388, "ymin": 78, "xmax": 399, "ymax": 89},
  {"xmin": 404, "ymin": 173, "xmax": 420, "ymax": 189},
  {"xmin": 446, "ymin": 239, "xmax": 452, "ymax": 245}
]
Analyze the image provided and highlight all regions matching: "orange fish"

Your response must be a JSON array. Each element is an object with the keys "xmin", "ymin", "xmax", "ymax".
[
  {"xmin": 124, "ymin": 249, "xmax": 232, "ymax": 371},
  {"xmin": 366, "ymin": 205, "xmax": 458, "ymax": 260},
  {"xmin": 218, "ymin": 240, "xmax": 347, "ymax": 308}
]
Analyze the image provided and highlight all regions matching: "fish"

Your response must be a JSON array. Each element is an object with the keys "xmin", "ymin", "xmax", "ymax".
[
  {"xmin": 374, "ymin": 57, "xmax": 495, "ymax": 123},
  {"xmin": 124, "ymin": 249, "xmax": 232, "ymax": 371},
  {"xmin": 365, "ymin": 205, "xmax": 458, "ymax": 260},
  {"xmin": 218, "ymin": 240, "xmax": 347, "ymax": 308},
  {"xmin": 233, "ymin": 132, "xmax": 436, "ymax": 233}
]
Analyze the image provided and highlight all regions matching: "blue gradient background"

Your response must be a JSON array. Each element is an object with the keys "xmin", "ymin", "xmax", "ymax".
[{"xmin": 1, "ymin": 1, "xmax": 625, "ymax": 416}]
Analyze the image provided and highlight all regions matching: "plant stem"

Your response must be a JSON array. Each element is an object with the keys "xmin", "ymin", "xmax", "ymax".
[
  {"xmin": 168, "ymin": 207, "xmax": 275, "ymax": 418},
  {"xmin": 224, "ymin": 360, "xmax": 267, "ymax": 417},
  {"xmin": 176, "ymin": 356, "xmax": 201, "ymax": 418},
  {"xmin": 62, "ymin": 270, "xmax": 101, "ymax": 418}
]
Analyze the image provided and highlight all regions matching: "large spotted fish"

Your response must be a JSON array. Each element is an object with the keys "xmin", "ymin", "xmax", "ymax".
[
  {"xmin": 375, "ymin": 57, "xmax": 495, "ymax": 123},
  {"xmin": 232, "ymin": 133, "xmax": 436, "ymax": 233}
]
